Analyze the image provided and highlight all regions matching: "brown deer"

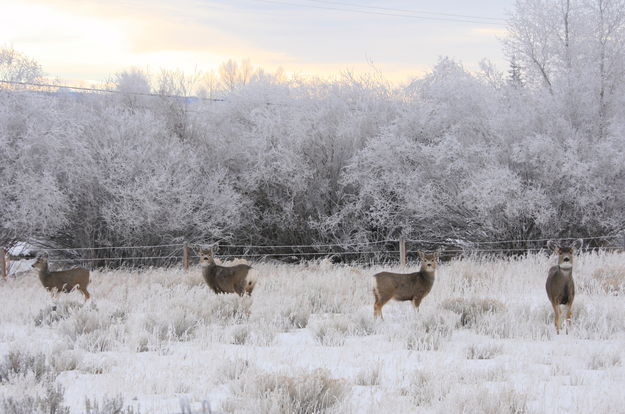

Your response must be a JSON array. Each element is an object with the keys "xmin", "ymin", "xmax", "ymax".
[
  {"xmin": 31, "ymin": 254, "xmax": 91, "ymax": 300},
  {"xmin": 373, "ymin": 251, "xmax": 440, "ymax": 320},
  {"xmin": 546, "ymin": 239, "xmax": 582, "ymax": 334},
  {"xmin": 199, "ymin": 249, "xmax": 256, "ymax": 296}
]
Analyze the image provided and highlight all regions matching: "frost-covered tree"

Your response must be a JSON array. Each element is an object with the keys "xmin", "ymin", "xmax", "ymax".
[
  {"xmin": 0, "ymin": 47, "xmax": 43, "ymax": 84},
  {"xmin": 2, "ymin": 36, "xmax": 625, "ymax": 262}
]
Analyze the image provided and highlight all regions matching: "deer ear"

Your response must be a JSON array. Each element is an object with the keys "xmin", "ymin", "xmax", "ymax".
[
  {"xmin": 417, "ymin": 251, "xmax": 425, "ymax": 260},
  {"xmin": 546, "ymin": 240, "xmax": 559, "ymax": 252},
  {"xmin": 571, "ymin": 239, "xmax": 583, "ymax": 251}
]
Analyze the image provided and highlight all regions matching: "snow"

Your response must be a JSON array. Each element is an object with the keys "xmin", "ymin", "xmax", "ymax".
[
  {"xmin": 1, "ymin": 253, "xmax": 624, "ymax": 413},
  {"xmin": 7, "ymin": 242, "xmax": 36, "ymax": 257}
]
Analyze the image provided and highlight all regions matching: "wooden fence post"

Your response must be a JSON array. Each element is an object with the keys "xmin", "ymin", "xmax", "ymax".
[
  {"xmin": 1, "ymin": 248, "xmax": 7, "ymax": 279},
  {"xmin": 399, "ymin": 238, "xmax": 406, "ymax": 267},
  {"xmin": 183, "ymin": 242, "xmax": 189, "ymax": 272}
]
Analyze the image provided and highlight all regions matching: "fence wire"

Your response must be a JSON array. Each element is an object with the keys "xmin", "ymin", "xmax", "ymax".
[
  {"xmin": 28, "ymin": 234, "xmax": 622, "ymax": 254},
  {"xmin": 4, "ymin": 234, "xmax": 622, "ymax": 270}
]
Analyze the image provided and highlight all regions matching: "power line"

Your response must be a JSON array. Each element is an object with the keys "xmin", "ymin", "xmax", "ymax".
[
  {"xmin": 303, "ymin": 0, "xmax": 506, "ymax": 22},
  {"xmin": 0, "ymin": 80, "xmax": 225, "ymax": 102},
  {"xmin": 248, "ymin": 0, "xmax": 505, "ymax": 25}
]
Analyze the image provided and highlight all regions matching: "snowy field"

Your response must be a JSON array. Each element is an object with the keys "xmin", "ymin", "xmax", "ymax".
[{"xmin": 1, "ymin": 252, "xmax": 624, "ymax": 414}]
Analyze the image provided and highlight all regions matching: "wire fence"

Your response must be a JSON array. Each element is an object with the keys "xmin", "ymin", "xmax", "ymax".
[{"xmin": 2, "ymin": 234, "xmax": 622, "ymax": 275}]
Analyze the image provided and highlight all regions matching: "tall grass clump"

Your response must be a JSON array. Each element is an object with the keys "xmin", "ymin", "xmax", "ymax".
[
  {"xmin": 440, "ymin": 297, "xmax": 506, "ymax": 328},
  {"xmin": 390, "ymin": 311, "xmax": 457, "ymax": 351},
  {"xmin": 1, "ymin": 384, "xmax": 70, "ymax": 414},
  {"xmin": 225, "ymin": 368, "xmax": 349, "ymax": 414},
  {"xmin": 84, "ymin": 395, "xmax": 138, "ymax": 414},
  {"xmin": 0, "ymin": 350, "xmax": 52, "ymax": 383}
]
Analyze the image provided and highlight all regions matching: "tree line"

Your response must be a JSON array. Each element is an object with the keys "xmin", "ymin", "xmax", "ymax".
[{"xmin": 1, "ymin": 0, "xmax": 625, "ymax": 261}]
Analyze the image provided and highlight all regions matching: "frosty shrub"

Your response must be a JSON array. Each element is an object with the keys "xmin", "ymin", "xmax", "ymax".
[
  {"xmin": 571, "ymin": 306, "xmax": 625, "ymax": 340},
  {"xmin": 590, "ymin": 266, "xmax": 625, "ymax": 295},
  {"xmin": 400, "ymin": 370, "xmax": 452, "ymax": 407},
  {"xmin": 469, "ymin": 304, "xmax": 553, "ymax": 341},
  {"xmin": 50, "ymin": 350, "xmax": 82, "ymax": 373},
  {"xmin": 348, "ymin": 309, "xmax": 376, "ymax": 336},
  {"xmin": 0, "ymin": 350, "xmax": 52, "ymax": 383},
  {"xmin": 392, "ymin": 311, "xmax": 456, "ymax": 351},
  {"xmin": 84, "ymin": 395, "xmax": 138, "ymax": 414},
  {"xmin": 354, "ymin": 363, "xmax": 381, "ymax": 386},
  {"xmin": 55, "ymin": 304, "xmax": 129, "ymax": 352},
  {"xmin": 465, "ymin": 343, "xmax": 503, "ymax": 360},
  {"xmin": 455, "ymin": 262, "xmax": 496, "ymax": 293},
  {"xmin": 58, "ymin": 304, "xmax": 111, "ymax": 340},
  {"xmin": 215, "ymin": 358, "xmax": 255, "ymax": 383},
  {"xmin": 227, "ymin": 368, "xmax": 349, "ymax": 414},
  {"xmin": 304, "ymin": 286, "xmax": 344, "ymax": 314},
  {"xmin": 443, "ymin": 386, "xmax": 528, "ymax": 414},
  {"xmin": 312, "ymin": 317, "xmax": 350, "ymax": 346},
  {"xmin": 74, "ymin": 329, "xmax": 117, "ymax": 353},
  {"xmin": 440, "ymin": 297, "xmax": 506, "ymax": 328},
  {"xmin": 1, "ymin": 383, "xmax": 69, "ymax": 414},
  {"xmin": 230, "ymin": 324, "xmax": 250, "ymax": 345},
  {"xmin": 206, "ymin": 294, "xmax": 252, "ymax": 324},
  {"xmin": 33, "ymin": 301, "xmax": 83, "ymax": 326},
  {"xmin": 142, "ymin": 314, "xmax": 171, "ymax": 343},
  {"xmin": 587, "ymin": 351, "xmax": 622, "ymax": 370},
  {"xmin": 279, "ymin": 303, "xmax": 311, "ymax": 330},
  {"xmin": 167, "ymin": 309, "xmax": 200, "ymax": 341}
]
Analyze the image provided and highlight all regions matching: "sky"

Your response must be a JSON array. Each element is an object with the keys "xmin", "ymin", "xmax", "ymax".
[{"xmin": 0, "ymin": 0, "xmax": 514, "ymax": 85}]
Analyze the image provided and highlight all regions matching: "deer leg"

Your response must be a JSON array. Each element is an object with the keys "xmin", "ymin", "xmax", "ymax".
[
  {"xmin": 564, "ymin": 303, "xmax": 573, "ymax": 334},
  {"xmin": 412, "ymin": 297, "xmax": 423, "ymax": 312},
  {"xmin": 552, "ymin": 303, "xmax": 561, "ymax": 334},
  {"xmin": 373, "ymin": 303, "xmax": 382, "ymax": 320},
  {"xmin": 80, "ymin": 288, "xmax": 90, "ymax": 301},
  {"xmin": 374, "ymin": 296, "xmax": 389, "ymax": 320}
]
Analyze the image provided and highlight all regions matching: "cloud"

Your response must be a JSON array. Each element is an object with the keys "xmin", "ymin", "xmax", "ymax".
[
  {"xmin": 2, "ymin": 0, "xmax": 508, "ymax": 84},
  {"xmin": 470, "ymin": 27, "xmax": 507, "ymax": 36}
]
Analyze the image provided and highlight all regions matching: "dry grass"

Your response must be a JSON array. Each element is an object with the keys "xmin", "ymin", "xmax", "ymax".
[
  {"xmin": 440, "ymin": 297, "xmax": 507, "ymax": 328},
  {"xmin": 591, "ymin": 265, "xmax": 625, "ymax": 295},
  {"xmin": 226, "ymin": 368, "xmax": 349, "ymax": 414},
  {"xmin": 465, "ymin": 343, "xmax": 503, "ymax": 360},
  {"xmin": 1, "ymin": 253, "xmax": 624, "ymax": 413}
]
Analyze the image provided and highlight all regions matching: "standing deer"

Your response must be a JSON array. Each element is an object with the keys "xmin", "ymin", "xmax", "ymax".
[
  {"xmin": 373, "ymin": 251, "xmax": 440, "ymax": 320},
  {"xmin": 32, "ymin": 254, "xmax": 91, "ymax": 300},
  {"xmin": 546, "ymin": 239, "xmax": 582, "ymax": 334},
  {"xmin": 199, "ymin": 249, "xmax": 256, "ymax": 296}
]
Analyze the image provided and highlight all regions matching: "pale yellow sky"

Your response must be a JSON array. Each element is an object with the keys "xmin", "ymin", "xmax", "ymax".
[{"xmin": 1, "ymin": 0, "xmax": 511, "ymax": 85}]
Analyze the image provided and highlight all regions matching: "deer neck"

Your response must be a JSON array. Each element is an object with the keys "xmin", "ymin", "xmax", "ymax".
[
  {"xmin": 419, "ymin": 268, "xmax": 436, "ymax": 282},
  {"xmin": 201, "ymin": 262, "xmax": 216, "ymax": 274},
  {"xmin": 557, "ymin": 265, "xmax": 573, "ymax": 277},
  {"xmin": 37, "ymin": 264, "xmax": 50, "ymax": 284}
]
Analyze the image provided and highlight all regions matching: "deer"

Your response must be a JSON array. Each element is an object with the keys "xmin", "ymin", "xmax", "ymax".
[
  {"xmin": 373, "ymin": 251, "xmax": 440, "ymax": 320},
  {"xmin": 546, "ymin": 239, "xmax": 582, "ymax": 334},
  {"xmin": 31, "ymin": 254, "xmax": 91, "ymax": 300},
  {"xmin": 198, "ymin": 249, "xmax": 256, "ymax": 296}
]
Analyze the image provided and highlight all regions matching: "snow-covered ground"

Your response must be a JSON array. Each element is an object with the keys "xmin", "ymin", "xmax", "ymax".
[{"xmin": 1, "ymin": 252, "xmax": 624, "ymax": 413}]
